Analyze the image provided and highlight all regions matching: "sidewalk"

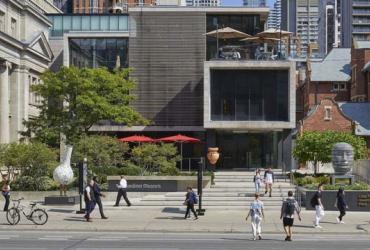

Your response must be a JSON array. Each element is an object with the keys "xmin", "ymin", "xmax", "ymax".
[{"xmin": 0, "ymin": 201, "xmax": 369, "ymax": 234}]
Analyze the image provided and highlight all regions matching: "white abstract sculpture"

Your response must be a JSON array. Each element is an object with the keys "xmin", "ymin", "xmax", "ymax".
[{"xmin": 53, "ymin": 145, "xmax": 74, "ymax": 196}]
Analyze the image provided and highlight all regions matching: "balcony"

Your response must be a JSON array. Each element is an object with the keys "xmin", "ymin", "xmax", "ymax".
[{"xmin": 353, "ymin": 0, "xmax": 370, "ymax": 7}]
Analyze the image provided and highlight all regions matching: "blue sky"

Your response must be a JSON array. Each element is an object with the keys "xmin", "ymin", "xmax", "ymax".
[{"xmin": 222, "ymin": 0, "xmax": 274, "ymax": 7}]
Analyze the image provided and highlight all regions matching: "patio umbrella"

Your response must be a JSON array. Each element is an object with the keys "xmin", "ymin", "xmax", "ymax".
[
  {"xmin": 241, "ymin": 36, "xmax": 280, "ymax": 44},
  {"xmin": 206, "ymin": 27, "xmax": 252, "ymax": 39},
  {"xmin": 157, "ymin": 134, "xmax": 201, "ymax": 170},
  {"xmin": 118, "ymin": 135, "xmax": 155, "ymax": 143},
  {"xmin": 256, "ymin": 28, "xmax": 292, "ymax": 39}
]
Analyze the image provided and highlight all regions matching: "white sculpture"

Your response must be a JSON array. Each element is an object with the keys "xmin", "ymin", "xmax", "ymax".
[{"xmin": 53, "ymin": 145, "xmax": 74, "ymax": 196}]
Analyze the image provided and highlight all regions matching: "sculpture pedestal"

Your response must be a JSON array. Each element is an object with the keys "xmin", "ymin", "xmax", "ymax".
[
  {"xmin": 330, "ymin": 174, "xmax": 354, "ymax": 185},
  {"xmin": 44, "ymin": 195, "xmax": 79, "ymax": 205}
]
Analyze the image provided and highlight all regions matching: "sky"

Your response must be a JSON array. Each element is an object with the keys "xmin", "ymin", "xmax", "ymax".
[{"xmin": 222, "ymin": 0, "xmax": 274, "ymax": 7}]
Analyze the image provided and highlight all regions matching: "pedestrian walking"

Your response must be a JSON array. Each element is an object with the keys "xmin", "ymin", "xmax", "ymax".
[
  {"xmin": 253, "ymin": 169, "xmax": 262, "ymax": 194},
  {"xmin": 114, "ymin": 176, "xmax": 131, "ymax": 207},
  {"xmin": 280, "ymin": 191, "xmax": 301, "ymax": 241},
  {"xmin": 335, "ymin": 187, "xmax": 348, "ymax": 224},
  {"xmin": 92, "ymin": 176, "xmax": 108, "ymax": 219},
  {"xmin": 2, "ymin": 180, "xmax": 10, "ymax": 212},
  {"xmin": 84, "ymin": 179, "xmax": 96, "ymax": 222},
  {"xmin": 311, "ymin": 184, "xmax": 325, "ymax": 228},
  {"xmin": 184, "ymin": 187, "xmax": 198, "ymax": 220},
  {"xmin": 264, "ymin": 168, "xmax": 274, "ymax": 197},
  {"xmin": 246, "ymin": 193, "xmax": 264, "ymax": 240}
]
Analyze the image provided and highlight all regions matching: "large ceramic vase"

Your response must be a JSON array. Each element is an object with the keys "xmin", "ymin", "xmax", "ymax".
[
  {"xmin": 207, "ymin": 147, "xmax": 220, "ymax": 165},
  {"xmin": 331, "ymin": 142, "xmax": 354, "ymax": 175},
  {"xmin": 53, "ymin": 145, "xmax": 74, "ymax": 185}
]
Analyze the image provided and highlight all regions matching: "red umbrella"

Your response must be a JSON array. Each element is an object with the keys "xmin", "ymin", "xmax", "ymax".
[
  {"xmin": 157, "ymin": 134, "xmax": 201, "ymax": 170},
  {"xmin": 157, "ymin": 134, "xmax": 201, "ymax": 143},
  {"xmin": 118, "ymin": 135, "xmax": 155, "ymax": 143}
]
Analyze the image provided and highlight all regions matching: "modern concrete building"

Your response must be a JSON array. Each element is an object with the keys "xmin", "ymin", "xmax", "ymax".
[
  {"xmin": 267, "ymin": 0, "xmax": 281, "ymax": 29},
  {"xmin": 48, "ymin": 7, "xmax": 297, "ymax": 170},
  {"xmin": 0, "ymin": 0, "xmax": 59, "ymax": 144},
  {"xmin": 243, "ymin": 0, "xmax": 266, "ymax": 7},
  {"xmin": 341, "ymin": 0, "xmax": 370, "ymax": 48}
]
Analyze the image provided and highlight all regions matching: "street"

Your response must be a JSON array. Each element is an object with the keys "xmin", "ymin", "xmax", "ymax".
[{"xmin": 0, "ymin": 231, "xmax": 369, "ymax": 250}]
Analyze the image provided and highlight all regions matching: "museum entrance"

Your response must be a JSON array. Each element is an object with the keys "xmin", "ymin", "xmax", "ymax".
[{"xmin": 215, "ymin": 131, "xmax": 279, "ymax": 170}]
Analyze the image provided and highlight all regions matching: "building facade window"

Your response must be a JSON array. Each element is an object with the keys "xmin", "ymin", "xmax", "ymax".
[
  {"xmin": 10, "ymin": 18, "xmax": 17, "ymax": 38},
  {"xmin": 0, "ymin": 11, "xmax": 5, "ymax": 32},
  {"xmin": 324, "ymin": 106, "xmax": 332, "ymax": 121},
  {"xmin": 333, "ymin": 82, "xmax": 346, "ymax": 91}
]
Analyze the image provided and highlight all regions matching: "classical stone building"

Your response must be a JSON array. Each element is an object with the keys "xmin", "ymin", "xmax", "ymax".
[{"xmin": 0, "ymin": 0, "xmax": 59, "ymax": 143}]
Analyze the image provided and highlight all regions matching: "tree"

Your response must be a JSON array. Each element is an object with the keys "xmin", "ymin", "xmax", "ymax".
[
  {"xmin": 0, "ymin": 143, "xmax": 57, "ymax": 183},
  {"xmin": 72, "ymin": 135, "xmax": 129, "ymax": 167},
  {"xmin": 24, "ymin": 67, "xmax": 148, "ymax": 146},
  {"xmin": 130, "ymin": 143, "xmax": 181, "ymax": 175},
  {"xmin": 293, "ymin": 131, "xmax": 367, "ymax": 174}
]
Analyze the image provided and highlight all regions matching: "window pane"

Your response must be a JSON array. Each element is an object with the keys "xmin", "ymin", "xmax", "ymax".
[
  {"xmin": 72, "ymin": 16, "xmax": 81, "ymax": 30},
  {"xmin": 81, "ymin": 16, "xmax": 91, "ymax": 30},
  {"xmin": 91, "ymin": 16, "xmax": 100, "ymax": 30},
  {"xmin": 119, "ymin": 15, "xmax": 128, "ymax": 30},
  {"xmin": 100, "ymin": 16, "xmax": 109, "ymax": 31},
  {"xmin": 109, "ymin": 16, "xmax": 119, "ymax": 30},
  {"xmin": 62, "ymin": 16, "xmax": 72, "ymax": 32}
]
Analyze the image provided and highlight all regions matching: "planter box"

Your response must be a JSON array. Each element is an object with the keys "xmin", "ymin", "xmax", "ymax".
[
  {"xmin": 44, "ymin": 195, "xmax": 80, "ymax": 205},
  {"xmin": 305, "ymin": 190, "xmax": 370, "ymax": 211},
  {"xmin": 107, "ymin": 176, "xmax": 211, "ymax": 192}
]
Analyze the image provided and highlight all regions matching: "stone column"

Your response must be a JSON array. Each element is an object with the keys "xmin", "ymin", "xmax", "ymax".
[{"xmin": 0, "ymin": 61, "xmax": 11, "ymax": 143}]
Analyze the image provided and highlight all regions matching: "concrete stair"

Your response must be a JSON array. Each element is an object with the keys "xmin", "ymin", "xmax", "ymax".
[{"xmin": 135, "ymin": 170, "xmax": 295, "ymax": 210}]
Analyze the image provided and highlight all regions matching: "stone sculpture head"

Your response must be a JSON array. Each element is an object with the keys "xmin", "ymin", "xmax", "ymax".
[{"xmin": 332, "ymin": 142, "xmax": 354, "ymax": 175}]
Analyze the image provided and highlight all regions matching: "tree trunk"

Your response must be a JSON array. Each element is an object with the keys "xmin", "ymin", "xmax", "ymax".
[{"xmin": 314, "ymin": 160, "xmax": 318, "ymax": 176}]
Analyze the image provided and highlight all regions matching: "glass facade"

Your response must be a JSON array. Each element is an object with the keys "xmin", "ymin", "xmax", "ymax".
[
  {"xmin": 206, "ymin": 14, "xmax": 264, "ymax": 60},
  {"xmin": 215, "ymin": 131, "xmax": 279, "ymax": 169},
  {"xmin": 47, "ymin": 15, "xmax": 129, "ymax": 37},
  {"xmin": 69, "ymin": 38, "xmax": 128, "ymax": 70},
  {"xmin": 210, "ymin": 69, "xmax": 289, "ymax": 121}
]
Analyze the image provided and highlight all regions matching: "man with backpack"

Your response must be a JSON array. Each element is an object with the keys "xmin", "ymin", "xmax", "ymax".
[
  {"xmin": 280, "ymin": 191, "xmax": 301, "ymax": 241},
  {"xmin": 184, "ymin": 187, "xmax": 198, "ymax": 220},
  {"xmin": 311, "ymin": 184, "xmax": 325, "ymax": 228},
  {"xmin": 246, "ymin": 193, "xmax": 264, "ymax": 240}
]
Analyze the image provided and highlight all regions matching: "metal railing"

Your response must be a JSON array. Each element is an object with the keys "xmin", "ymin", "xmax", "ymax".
[{"xmin": 178, "ymin": 157, "xmax": 203, "ymax": 172}]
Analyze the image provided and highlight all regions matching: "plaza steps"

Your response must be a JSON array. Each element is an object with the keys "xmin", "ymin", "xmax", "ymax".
[{"xmin": 135, "ymin": 170, "xmax": 295, "ymax": 210}]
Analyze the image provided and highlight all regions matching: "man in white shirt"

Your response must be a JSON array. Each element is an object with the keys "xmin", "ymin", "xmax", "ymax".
[{"xmin": 114, "ymin": 176, "xmax": 131, "ymax": 207}]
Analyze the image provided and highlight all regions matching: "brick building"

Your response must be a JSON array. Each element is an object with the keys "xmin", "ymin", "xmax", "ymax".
[
  {"xmin": 71, "ymin": 0, "xmax": 155, "ymax": 13},
  {"xmin": 300, "ymin": 98, "xmax": 353, "ymax": 133},
  {"xmin": 300, "ymin": 48, "xmax": 351, "ymax": 117},
  {"xmin": 352, "ymin": 40, "xmax": 370, "ymax": 102}
]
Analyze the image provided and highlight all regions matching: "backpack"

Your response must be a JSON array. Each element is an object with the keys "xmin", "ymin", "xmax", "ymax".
[
  {"xmin": 284, "ymin": 199, "xmax": 296, "ymax": 216},
  {"xmin": 192, "ymin": 192, "xmax": 198, "ymax": 204}
]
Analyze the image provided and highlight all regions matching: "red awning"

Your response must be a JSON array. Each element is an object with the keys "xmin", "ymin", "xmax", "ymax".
[
  {"xmin": 156, "ymin": 134, "xmax": 201, "ymax": 143},
  {"xmin": 118, "ymin": 135, "xmax": 155, "ymax": 143}
]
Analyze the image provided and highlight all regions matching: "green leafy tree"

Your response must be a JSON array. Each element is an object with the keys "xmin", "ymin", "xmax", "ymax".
[
  {"xmin": 293, "ymin": 131, "xmax": 367, "ymax": 174},
  {"xmin": 130, "ymin": 143, "xmax": 181, "ymax": 175},
  {"xmin": 24, "ymin": 66, "xmax": 148, "ymax": 146},
  {"xmin": 72, "ymin": 135, "xmax": 129, "ymax": 167},
  {"xmin": 0, "ymin": 143, "xmax": 58, "ymax": 190}
]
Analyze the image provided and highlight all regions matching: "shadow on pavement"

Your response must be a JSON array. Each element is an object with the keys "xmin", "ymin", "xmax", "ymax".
[
  {"xmin": 294, "ymin": 225, "xmax": 316, "ymax": 228},
  {"xmin": 48, "ymin": 209, "xmax": 75, "ymax": 214},
  {"xmin": 154, "ymin": 216, "xmax": 185, "ymax": 220},
  {"xmin": 64, "ymin": 216, "xmax": 86, "ymax": 222},
  {"xmin": 161, "ymin": 207, "xmax": 184, "ymax": 214}
]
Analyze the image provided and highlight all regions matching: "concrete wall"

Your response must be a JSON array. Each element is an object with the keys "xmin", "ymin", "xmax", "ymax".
[{"xmin": 203, "ymin": 60, "xmax": 296, "ymax": 130}]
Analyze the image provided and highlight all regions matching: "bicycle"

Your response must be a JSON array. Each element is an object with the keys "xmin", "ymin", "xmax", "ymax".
[{"xmin": 6, "ymin": 198, "xmax": 48, "ymax": 225}]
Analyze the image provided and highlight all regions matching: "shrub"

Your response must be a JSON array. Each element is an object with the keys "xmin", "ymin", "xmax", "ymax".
[
  {"xmin": 130, "ymin": 143, "xmax": 181, "ymax": 175},
  {"xmin": 11, "ymin": 176, "xmax": 59, "ymax": 191},
  {"xmin": 73, "ymin": 135, "xmax": 129, "ymax": 168}
]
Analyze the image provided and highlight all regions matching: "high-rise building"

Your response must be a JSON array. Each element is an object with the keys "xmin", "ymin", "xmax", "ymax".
[
  {"xmin": 341, "ymin": 0, "xmax": 370, "ymax": 48},
  {"xmin": 243, "ymin": 0, "xmax": 266, "ymax": 7},
  {"xmin": 318, "ymin": 0, "xmax": 341, "ymax": 56},
  {"xmin": 267, "ymin": 0, "xmax": 281, "ymax": 29},
  {"xmin": 186, "ymin": 0, "xmax": 220, "ymax": 6},
  {"xmin": 54, "ymin": 0, "xmax": 156, "ymax": 14}
]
